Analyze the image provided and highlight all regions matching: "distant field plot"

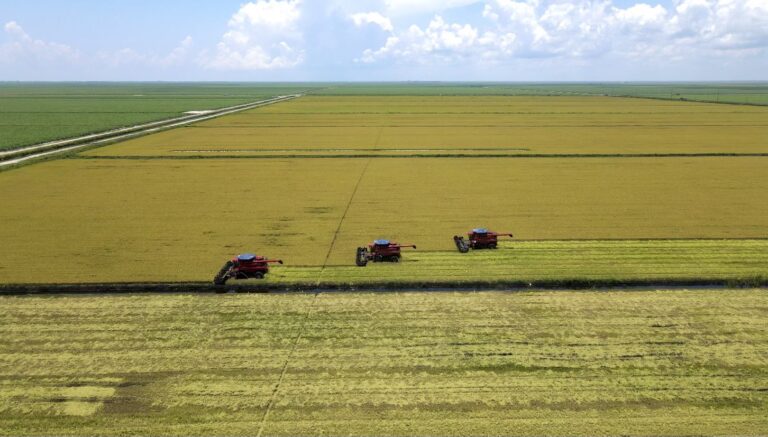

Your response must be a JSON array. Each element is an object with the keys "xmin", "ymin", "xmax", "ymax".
[
  {"xmin": 85, "ymin": 96, "xmax": 768, "ymax": 157},
  {"xmin": 0, "ymin": 83, "xmax": 312, "ymax": 150},
  {"xmin": 0, "ymin": 157, "xmax": 766, "ymax": 283},
  {"xmin": 0, "ymin": 290, "xmax": 766, "ymax": 436},
  {"xmin": 575, "ymin": 83, "xmax": 768, "ymax": 106},
  {"xmin": 309, "ymin": 82, "xmax": 768, "ymax": 105}
]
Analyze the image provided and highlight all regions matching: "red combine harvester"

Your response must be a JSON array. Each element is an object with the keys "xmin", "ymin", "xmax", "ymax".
[
  {"xmin": 356, "ymin": 240, "xmax": 417, "ymax": 266},
  {"xmin": 213, "ymin": 253, "xmax": 283, "ymax": 285},
  {"xmin": 454, "ymin": 228, "xmax": 514, "ymax": 253}
]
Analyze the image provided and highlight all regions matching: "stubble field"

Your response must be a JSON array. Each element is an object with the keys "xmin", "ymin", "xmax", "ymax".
[{"xmin": 1, "ymin": 290, "xmax": 766, "ymax": 436}]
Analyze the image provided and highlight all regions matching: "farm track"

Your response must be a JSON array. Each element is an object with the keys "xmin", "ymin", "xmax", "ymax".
[{"xmin": 0, "ymin": 94, "xmax": 302, "ymax": 170}]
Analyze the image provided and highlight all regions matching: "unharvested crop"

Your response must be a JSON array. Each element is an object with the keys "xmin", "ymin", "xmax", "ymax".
[
  {"xmin": 0, "ymin": 157, "xmax": 767, "ymax": 283},
  {"xmin": 2, "ymin": 94, "xmax": 767, "ymax": 285},
  {"xmin": 84, "ymin": 96, "xmax": 768, "ymax": 157}
]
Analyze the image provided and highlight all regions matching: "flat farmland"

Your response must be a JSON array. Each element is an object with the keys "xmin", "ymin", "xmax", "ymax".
[
  {"xmin": 1, "ymin": 290, "xmax": 766, "ymax": 436},
  {"xmin": 84, "ymin": 96, "xmax": 768, "ymax": 157},
  {"xmin": 309, "ymin": 83, "xmax": 768, "ymax": 105},
  {"xmin": 0, "ymin": 156, "xmax": 767, "ymax": 283},
  {"xmin": 0, "ymin": 83, "xmax": 311, "ymax": 150},
  {"xmin": 2, "ymin": 88, "xmax": 768, "ymax": 437}
]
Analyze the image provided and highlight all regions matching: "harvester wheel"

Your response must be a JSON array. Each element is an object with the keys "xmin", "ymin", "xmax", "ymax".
[
  {"xmin": 213, "ymin": 261, "xmax": 234, "ymax": 285},
  {"xmin": 391, "ymin": 256, "xmax": 400, "ymax": 263},
  {"xmin": 253, "ymin": 272, "xmax": 265, "ymax": 279},
  {"xmin": 355, "ymin": 247, "xmax": 368, "ymax": 267},
  {"xmin": 454, "ymin": 236, "xmax": 470, "ymax": 253}
]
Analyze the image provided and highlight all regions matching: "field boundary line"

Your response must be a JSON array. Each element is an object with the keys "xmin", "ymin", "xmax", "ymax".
[
  {"xmin": 0, "ymin": 94, "xmax": 302, "ymax": 170},
  {"xmin": 70, "ymin": 152, "xmax": 768, "ymax": 160},
  {"xmin": 257, "ymin": 292, "xmax": 319, "ymax": 437},
  {"xmin": 0, "ymin": 278, "xmax": 766, "ymax": 295}
]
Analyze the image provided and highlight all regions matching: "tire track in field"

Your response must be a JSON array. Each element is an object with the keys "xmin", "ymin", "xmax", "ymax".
[
  {"xmin": 257, "ymin": 292, "xmax": 319, "ymax": 437},
  {"xmin": 317, "ymin": 127, "xmax": 382, "ymax": 277}
]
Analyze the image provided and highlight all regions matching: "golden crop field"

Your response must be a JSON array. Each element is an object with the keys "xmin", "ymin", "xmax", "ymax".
[
  {"xmin": 0, "ymin": 156, "xmax": 767, "ymax": 283},
  {"xmin": 84, "ymin": 96, "xmax": 768, "ymax": 157},
  {"xmin": 1, "ymin": 290, "xmax": 766, "ymax": 436}
]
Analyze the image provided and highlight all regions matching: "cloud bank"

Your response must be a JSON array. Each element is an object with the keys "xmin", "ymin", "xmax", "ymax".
[
  {"xmin": 0, "ymin": 21, "xmax": 80, "ymax": 65},
  {"xmin": 1, "ymin": 0, "xmax": 766, "ymax": 79},
  {"xmin": 356, "ymin": 0, "xmax": 768, "ymax": 64}
]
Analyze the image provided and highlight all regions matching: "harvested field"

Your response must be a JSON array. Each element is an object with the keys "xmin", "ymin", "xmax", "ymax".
[
  {"xmin": 283, "ymin": 240, "xmax": 768, "ymax": 285},
  {"xmin": 0, "ymin": 290, "xmax": 766, "ymax": 436},
  {"xmin": 0, "ymin": 157, "xmax": 767, "ymax": 283},
  {"xmin": 83, "ymin": 96, "xmax": 768, "ymax": 157}
]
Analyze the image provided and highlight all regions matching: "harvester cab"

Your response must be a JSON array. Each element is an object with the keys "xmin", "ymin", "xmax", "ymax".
[
  {"xmin": 454, "ymin": 228, "xmax": 514, "ymax": 253},
  {"xmin": 213, "ymin": 253, "xmax": 283, "ymax": 285},
  {"xmin": 356, "ymin": 240, "xmax": 417, "ymax": 266}
]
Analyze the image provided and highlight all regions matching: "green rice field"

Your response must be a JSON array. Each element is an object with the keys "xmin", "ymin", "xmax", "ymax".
[{"xmin": 0, "ymin": 83, "xmax": 311, "ymax": 150}]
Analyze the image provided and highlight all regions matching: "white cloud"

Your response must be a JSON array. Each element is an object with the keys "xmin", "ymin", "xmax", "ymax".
[
  {"xmin": 205, "ymin": 0, "xmax": 304, "ymax": 70},
  {"xmin": 2, "ymin": 0, "xmax": 767, "ymax": 80},
  {"xmin": 358, "ymin": 0, "xmax": 768, "ymax": 64},
  {"xmin": 229, "ymin": 0, "xmax": 302, "ymax": 30},
  {"xmin": 615, "ymin": 3, "xmax": 667, "ymax": 29},
  {"xmin": 385, "ymin": 0, "xmax": 484, "ymax": 16},
  {"xmin": 4, "ymin": 21, "xmax": 23, "ymax": 36},
  {"xmin": 359, "ymin": 16, "xmax": 497, "ymax": 63},
  {"xmin": 97, "ymin": 36, "xmax": 194, "ymax": 68},
  {"xmin": 671, "ymin": 0, "xmax": 768, "ymax": 51},
  {"xmin": 351, "ymin": 12, "xmax": 394, "ymax": 32},
  {"xmin": 0, "ymin": 21, "xmax": 80, "ymax": 64}
]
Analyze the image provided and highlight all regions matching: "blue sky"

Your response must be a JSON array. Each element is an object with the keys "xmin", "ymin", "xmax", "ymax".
[{"xmin": 0, "ymin": 0, "xmax": 766, "ymax": 81}]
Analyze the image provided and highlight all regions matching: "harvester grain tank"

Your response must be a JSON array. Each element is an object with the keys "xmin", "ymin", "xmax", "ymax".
[{"xmin": 356, "ymin": 240, "xmax": 417, "ymax": 266}]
